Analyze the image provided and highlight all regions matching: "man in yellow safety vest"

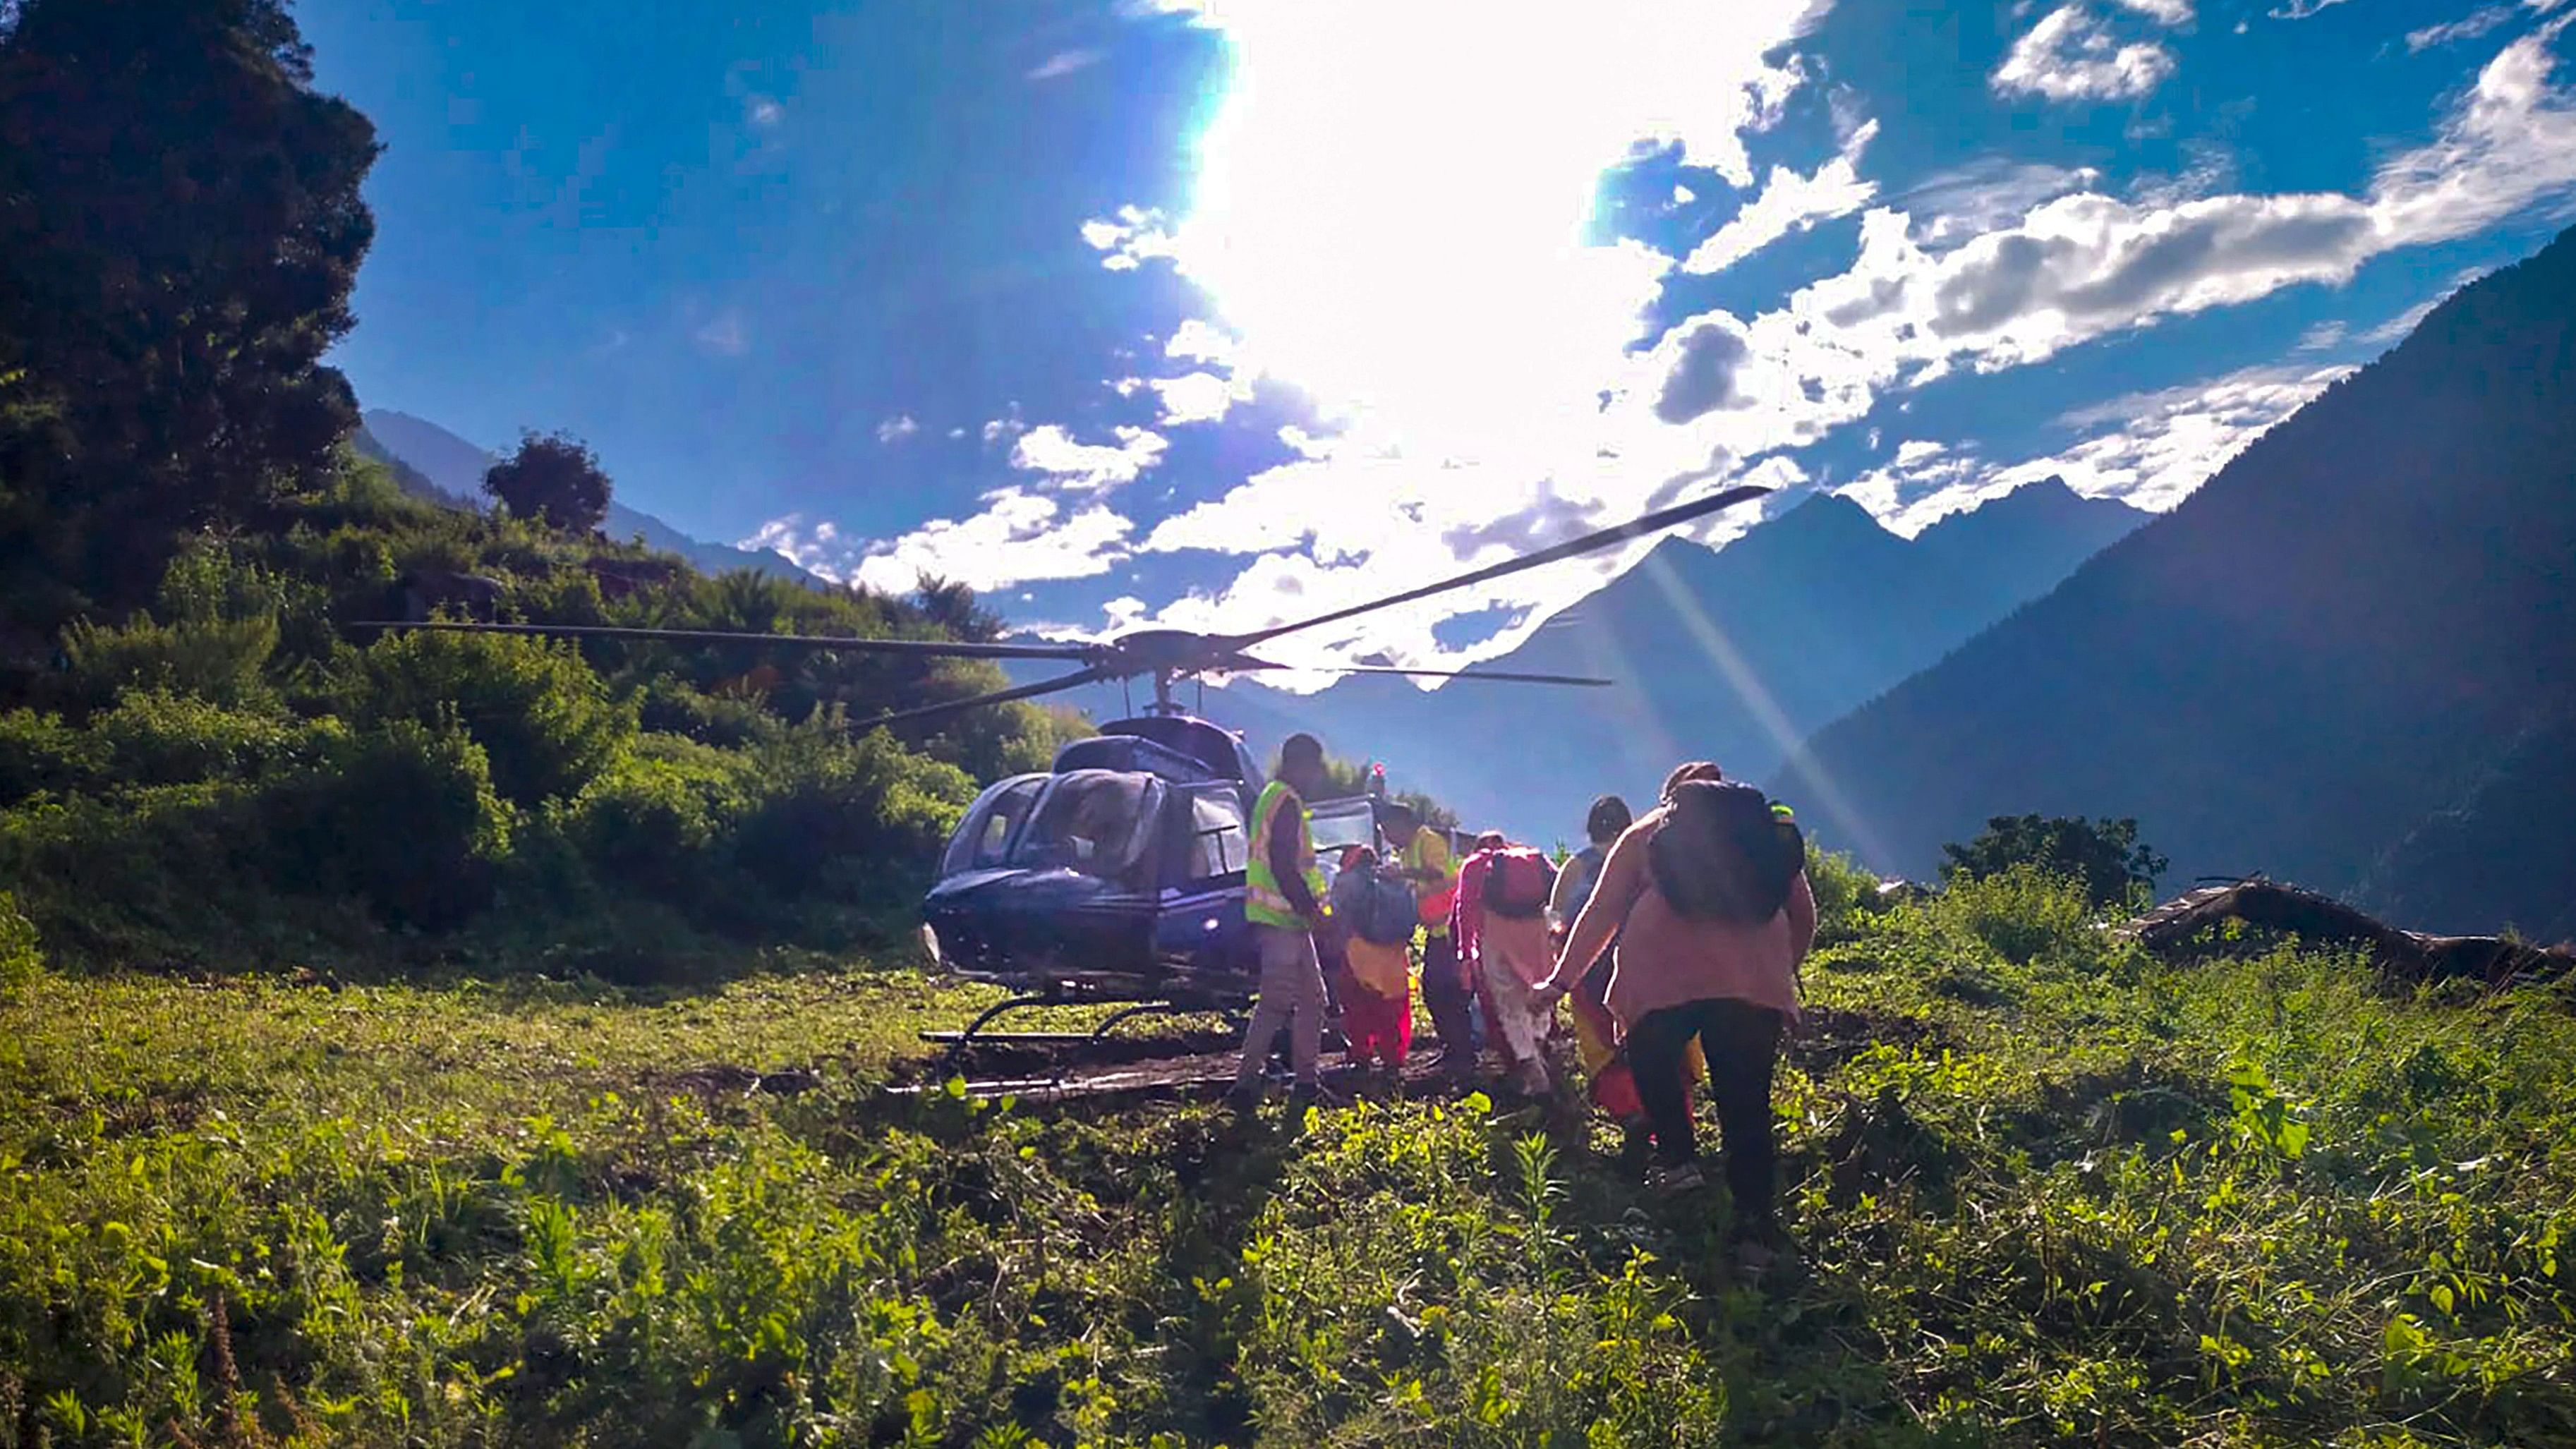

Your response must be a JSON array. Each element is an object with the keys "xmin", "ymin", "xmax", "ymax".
[{"xmin": 1228, "ymin": 732, "xmax": 1334, "ymax": 1112}]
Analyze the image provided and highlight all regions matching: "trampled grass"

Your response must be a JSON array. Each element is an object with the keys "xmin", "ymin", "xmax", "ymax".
[{"xmin": 4, "ymin": 876, "xmax": 2573, "ymax": 1447}]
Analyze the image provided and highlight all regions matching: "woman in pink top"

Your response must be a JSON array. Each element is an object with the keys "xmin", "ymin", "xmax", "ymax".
[
  {"xmin": 1537, "ymin": 762, "xmax": 1817, "ymax": 1238},
  {"xmin": 1452, "ymin": 838, "xmax": 1558, "ymax": 1096}
]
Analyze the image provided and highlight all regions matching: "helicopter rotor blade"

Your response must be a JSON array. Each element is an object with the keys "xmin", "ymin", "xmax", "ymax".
[
  {"xmin": 849, "ymin": 667, "xmax": 1116, "ymax": 732},
  {"xmin": 1221, "ymin": 483, "xmax": 1771, "ymax": 650},
  {"xmin": 1229, "ymin": 661, "xmax": 1612, "ymax": 687},
  {"xmin": 344, "ymin": 619, "xmax": 1097, "ymax": 662}
]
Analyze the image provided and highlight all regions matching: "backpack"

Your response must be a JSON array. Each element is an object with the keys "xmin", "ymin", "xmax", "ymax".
[
  {"xmin": 1559, "ymin": 844, "xmax": 1608, "ymax": 920},
  {"xmin": 1480, "ymin": 847, "xmax": 1556, "ymax": 920},
  {"xmin": 1339, "ymin": 868, "xmax": 1420, "ymax": 946},
  {"xmin": 1647, "ymin": 780, "xmax": 1804, "ymax": 924}
]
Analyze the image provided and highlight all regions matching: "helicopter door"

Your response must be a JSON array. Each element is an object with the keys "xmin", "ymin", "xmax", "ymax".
[{"xmin": 1173, "ymin": 783, "xmax": 1250, "ymax": 887}]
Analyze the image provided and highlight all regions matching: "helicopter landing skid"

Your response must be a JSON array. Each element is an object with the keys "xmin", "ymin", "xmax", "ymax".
[{"xmin": 921, "ymin": 991, "xmax": 1250, "ymax": 1072}]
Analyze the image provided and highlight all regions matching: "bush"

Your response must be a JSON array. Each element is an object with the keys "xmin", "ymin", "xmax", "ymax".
[
  {"xmin": 0, "ymin": 708, "xmax": 107, "ymax": 804},
  {"xmin": 265, "ymin": 720, "xmax": 513, "ymax": 928},
  {"xmin": 90, "ymin": 690, "xmax": 331, "ymax": 787},
  {"xmin": 1803, "ymin": 842, "xmax": 1885, "ymax": 942},
  {"xmin": 732, "ymin": 720, "xmax": 976, "ymax": 903},
  {"xmin": 564, "ymin": 736, "xmax": 751, "ymax": 897},
  {"xmin": 1941, "ymin": 813, "xmax": 2169, "ymax": 911},
  {"xmin": 61, "ymin": 612, "xmax": 280, "ymax": 711},
  {"xmin": 336, "ymin": 626, "xmax": 630, "ymax": 806},
  {"xmin": 0, "ymin": 890, "xmax": 39, "ymax": 993},
  {"xmin": 1930, "ymin": 862, "xmax": 2100, "ymax": 966}
]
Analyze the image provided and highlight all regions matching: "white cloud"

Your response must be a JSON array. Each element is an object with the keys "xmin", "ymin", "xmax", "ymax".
[
  {"xmin": 1164, "ymin": 318, "xmax": 1240, "ymax": 366},
  {"xmin": 1993, "ymin": 7, "xmax": 2177, "ymax": 102},
  {"xmin": 1027, "ymin": 48, "xmax": 1105, "ymax": 80},
  {"xmin": 1755, "ymin": 28, "xmax": 2576, "ymax": 383},
  {"xmin": 2409, "ymin": 7, "xmax": 2515, "ymax": 49},
  {"xmin": 1080, "ymin": 205, "xmax": 1182, "ymax": 272},
  {"xmin": 1009, "ymin": 423, "xmax": 1168, "ymax": 491},
  {"xmin": 875, "ymin": 414, "xmax": 919, "ymax": 444},
  {"xmin": 2268, "ymin": 0, "xmax": 2352, "ymax": 17},
  {"xmin": 692, "ymin": 309, "xmax": 749, "ymax": 356},
  {"xmin": 1843, "ymin": 362, "xmax": 2352, "ymax": 532},
  {"xmin": 1896, "ymin": 158, "xmax": 2103, "ymax": 248},
  {"xmin": 1679, "ymin": 121, "xmax": 1880, "ymax": 275},
  {"xmin": 1147, "ymin": 372, "xmax": 1246, "ymax": 425},
  {"xmin": 746, "ymin": 495, "xmax": 1135, "ymax": 594},
  {"xmin": 980, "ymin": 409, "xmax": 1027, "ymax": 444},
  {"xmin": 744, "ymin": 95, "xmax": 783, "ymax": 128},
  {"xmin": 2110, "ymin": 0, "xmax": 2194, "ymax": 22},
  {"xmin": 1055, "ymin": 3, "xmax": 2576, "ymax": 683}
]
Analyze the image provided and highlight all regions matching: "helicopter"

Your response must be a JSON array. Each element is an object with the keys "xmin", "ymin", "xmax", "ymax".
[{"xmin": 358, "ymin": 483, "xmax": 1771, "ymax": 1050}]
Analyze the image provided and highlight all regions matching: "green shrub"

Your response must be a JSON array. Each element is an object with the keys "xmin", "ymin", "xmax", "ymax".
[
  {"xmin": 61, "ymin": 612, "xmax": 280, "ymax": 710},
  {"xmin": 265, "ymin": 720, "xmax": 513, "ymax": 928},
  {"xmin": 0, "ymin": 890, "xmax": 39, "ymax": 993},
  {"xmin": 0, "ymin": 708, "xmax": 107, "ymax": 804},
  {"xmin": 1941, "ymin": 813, "xmax": 2170, "ymax": 911},
  {"xmin": 91, "ymin": 690, "xmax": 332, "ymax": 786},
  {"xmin": 1930, "ymin": 861, "xmax": 2100, "ymax": 966},
  {"xmin": 566, "ymin": 736, "xmax": 751, "ymax": 896},
  {"xmin": 336, "ymin": 626, "xmax": 630, "ymax": 805},
  {"xmin": 732, "ymin": 720, "xmax": 976, "ymax": 902},
  {"xmin": 1804, "ymin": 841, "xmax": 1884, "ymax": 942}
]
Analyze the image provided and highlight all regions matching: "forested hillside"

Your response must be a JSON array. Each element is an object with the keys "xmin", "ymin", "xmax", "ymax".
[
  {"xmin": 0, "ymin": 0, "xmax": 1074, "ymax": 976},
  {"xmin": 1780, "ymin": 224, "xmax": 2576, "ymax": 936}
]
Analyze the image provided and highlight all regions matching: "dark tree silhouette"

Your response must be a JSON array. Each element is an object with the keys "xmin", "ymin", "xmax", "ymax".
[
  {"xmin": 0, "ymin": 0, "xmax": 378, "ymax": 611},
  {"xmin": 1942, "ymin": 814, "xmax": 2168, "ymax": 909},
  {"xmin": 484, "ymin": 432, "xmax": 612, "ymax": 533}
]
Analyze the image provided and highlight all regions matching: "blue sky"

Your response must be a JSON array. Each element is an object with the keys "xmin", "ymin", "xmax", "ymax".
[{"xmin": 306, "ymin": 0, "xmax": 2576, "ymax": 680}]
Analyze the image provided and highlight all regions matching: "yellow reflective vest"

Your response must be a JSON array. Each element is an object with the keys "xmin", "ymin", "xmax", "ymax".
[{"xmin": 1245, "ymin": 781, "xmax": 1326, "ymax": 930}]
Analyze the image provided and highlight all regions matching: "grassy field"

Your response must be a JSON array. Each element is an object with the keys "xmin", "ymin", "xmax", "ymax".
[{"xmin": 4, "ymin": 870, "xmax": 2573, "ymax": 1448}]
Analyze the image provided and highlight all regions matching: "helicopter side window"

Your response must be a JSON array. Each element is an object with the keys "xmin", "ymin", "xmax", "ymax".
[
  {"xmin": 1184, "ymin": 787, "xmax": 1248, "ymax": 880},
  {"xmin": 941, "ymin": 775, "xmax": 1045, "ymax": 877}
]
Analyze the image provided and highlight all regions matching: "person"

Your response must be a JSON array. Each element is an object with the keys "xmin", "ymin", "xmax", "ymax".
[
  {"xmin": 1549, "ymin": 793, "xmax": 1696, "ymax": 1147},
  {"xmin": 1228, "ymin": 734, "xmax": 1336, "ymax": 1112},
  {"xmin": 1328, "ymin": 844, "xmax": 1413, "ymax": 1080},
  {"xmin": 1452, "ymin": 836, "xmax": 1558, "ymax": 1096},
  {"xmin": 1547, "ymin": 795, "xmax": 1634, "ymax": 933},
  {"xmin": 1536, "ymin": 763, "xmax": 1816, "ymax": 1261},
  {"xmin": 1382, "ymin": 802, "xmax": 1472, "ymax": 1081}
]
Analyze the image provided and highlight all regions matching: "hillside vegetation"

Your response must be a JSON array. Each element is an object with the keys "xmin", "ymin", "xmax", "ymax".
[
  {"xmin": 0, "ymin": 0, "xmax": 1079, "ymax": 978},
  {"xmin": 4, "ymin": 872, "xmax": 2573, "ymax": 1447}
]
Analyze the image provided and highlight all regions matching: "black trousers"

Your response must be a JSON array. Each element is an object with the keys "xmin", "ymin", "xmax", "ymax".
[
  {"xmin": 1420, "ymin": 932, "xmax": 1477, "ymax": 1066},
  {"xmin": 1624, "ymin": 998, "xmax": 1784, "ymax": 1220}
]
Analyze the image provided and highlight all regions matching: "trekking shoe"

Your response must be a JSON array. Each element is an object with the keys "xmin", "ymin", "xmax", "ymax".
[{"xmin": 1645, "ymin": 1161, "xmax": 1707, "ymax": 1194}]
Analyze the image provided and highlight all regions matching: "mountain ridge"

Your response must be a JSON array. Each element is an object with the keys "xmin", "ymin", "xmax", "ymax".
[
  {"xmin": 1776, "ymin": 223, "xmax": 2576, "ymax": 935},
  {"xmin": 354, "ymin": 409, "xmax": 830, "ymax": 588},
  {"xmin": 1007, "ymin": 478, "xmax": 2147, "ymax": 842}
]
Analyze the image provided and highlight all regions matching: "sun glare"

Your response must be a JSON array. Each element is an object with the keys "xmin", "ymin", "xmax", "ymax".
[{"xmin": 1164, "ymin": 4, "xmax": 1763, "ymax": 455}]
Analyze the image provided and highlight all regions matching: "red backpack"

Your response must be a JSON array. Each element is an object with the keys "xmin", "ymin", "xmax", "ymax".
[{"xmin": 1480, "ymin": 847, "xmax": 1556, "ymax": 920}]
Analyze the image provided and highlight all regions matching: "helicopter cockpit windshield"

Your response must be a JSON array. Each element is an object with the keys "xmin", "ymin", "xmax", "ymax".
[{"xmin": 1010, "ymin": 770, "xmax": 1164, "ymax": 885}]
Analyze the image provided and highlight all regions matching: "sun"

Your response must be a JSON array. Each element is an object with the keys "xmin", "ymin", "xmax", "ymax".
[{"xmin": 1160, "ymin": 3, "xmax": 1711, "ymax": 454}]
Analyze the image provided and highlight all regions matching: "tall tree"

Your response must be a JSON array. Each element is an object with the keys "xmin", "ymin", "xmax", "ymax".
[
  {"xmin": 0, "ymin": 0, "xmax": 378, "ymax": 612},
  {"xmin": 483, "ymin": 432, "xmax": 613, "ymax": 533}
]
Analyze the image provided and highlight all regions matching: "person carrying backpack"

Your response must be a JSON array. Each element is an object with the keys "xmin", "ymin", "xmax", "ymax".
[
  {"xmin": 1548, "ymin": 794, "xmax": 1707, "ymax": 1148},
  {"xmin": 1383, "ymin": 803, "xmax": 1474, "ymax": 1081},
  {"xmin": 1535, "ymin": 763, "xmax": 1815, "ymax": 1265},
  {"xmin": 1453, "ymin": 837, "xmax": 1558, "ymax": 1096},
  {"xmin": 1327, "ymin": 844, "xmax": 1414, "ymax": 1080}
]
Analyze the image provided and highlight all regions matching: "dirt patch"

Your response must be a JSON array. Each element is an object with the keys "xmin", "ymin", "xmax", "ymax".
[{"xmin": 1788, "ymin": 1005, "xmax": 1949, "ymax": 1074}]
